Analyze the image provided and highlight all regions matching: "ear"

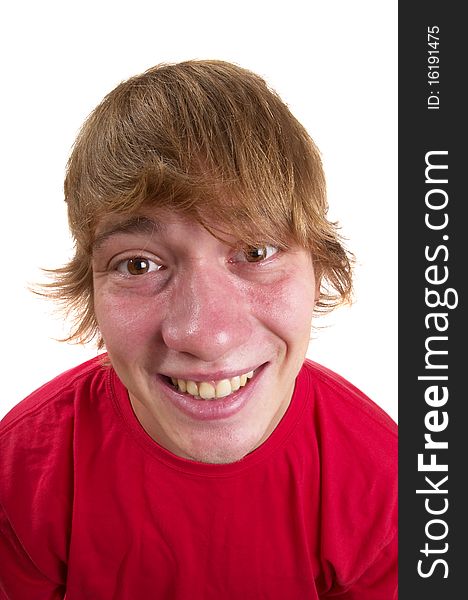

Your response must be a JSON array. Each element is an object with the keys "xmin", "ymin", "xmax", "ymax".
[
  {"xmin": 312, "ymin": 261, "xmax": 322, "ymax": 303},
  {"xmin": 314, "ymin": 279, "xmax": 321, "ymax": 304},
  {"xmin": 97, "ymin": 333, "xmax": 106, "ymax": 351}
]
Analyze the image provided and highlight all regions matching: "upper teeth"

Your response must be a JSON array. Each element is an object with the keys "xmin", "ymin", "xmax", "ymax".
[{"xmin": 171, "ymin": 370, "xmax": 254, "ymax": 400}]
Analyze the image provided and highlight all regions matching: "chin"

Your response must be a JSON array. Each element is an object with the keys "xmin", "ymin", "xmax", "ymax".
[{"xmin": 181, "ymin": 427, "xmax": 262, "ymax": 464}]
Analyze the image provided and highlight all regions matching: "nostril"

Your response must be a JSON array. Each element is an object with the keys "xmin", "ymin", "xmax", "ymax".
[{"xmin": 161, "ymin": 317, "xmax": 252, "ymax": 362}]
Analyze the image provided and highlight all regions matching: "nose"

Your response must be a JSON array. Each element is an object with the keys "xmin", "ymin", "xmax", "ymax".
[{"xmin": 161, "ymin": 262, "xmax": 253, "ymax": 362}]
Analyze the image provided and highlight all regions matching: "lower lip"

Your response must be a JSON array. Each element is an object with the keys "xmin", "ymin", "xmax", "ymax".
[{"xmin": 155, "ymin": 366, "xmax": 266, "ymax": 421}]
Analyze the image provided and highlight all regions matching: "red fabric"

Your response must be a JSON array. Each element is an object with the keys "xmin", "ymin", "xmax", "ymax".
[{"xmin": 0, "ymin": 357, "xmax": 397, "ymax": 599}]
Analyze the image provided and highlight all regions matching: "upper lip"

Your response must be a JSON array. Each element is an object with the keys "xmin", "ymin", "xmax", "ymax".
[{"xmin": 161, "ymin": 363, "xmax": 265, "ymax": 382}]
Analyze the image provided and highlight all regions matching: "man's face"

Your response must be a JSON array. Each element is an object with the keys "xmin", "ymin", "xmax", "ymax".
[{"xmin": 92, "ymin": 209, "xmax": 317, "ymax": 463}]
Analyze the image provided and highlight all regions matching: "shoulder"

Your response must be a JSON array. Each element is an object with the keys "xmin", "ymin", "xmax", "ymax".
[
  {"xmin": 297, "ymin": 359, "xmax": 397, "ymax": 501},
  {"xmin": 0, "ymin": 355, "xmax": 112, "ymax": 579},
  {"xmin": 0, "ymin": 354, "xmax": 111, "ymax": 501},
  {"xmin": 297, "ymin": 360, "xmax": 397, "ymax": 591},
  {"xmin": 0, "ymin": 354, "xmax": 109, "ymax": 438},
  {"xmin": 298, "ymin": 358, "xmax": 397, "ymax": 443}
]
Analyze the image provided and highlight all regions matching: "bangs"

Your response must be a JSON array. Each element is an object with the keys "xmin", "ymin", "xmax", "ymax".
[{"xmin": 66, "ymin": 60, "xmax": 326, "ymax": 253}]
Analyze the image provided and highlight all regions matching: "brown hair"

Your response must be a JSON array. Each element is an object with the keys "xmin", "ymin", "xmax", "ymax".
[{"xmin": 44, "ymin": 59, "xmax": 353, "ymax": 346}]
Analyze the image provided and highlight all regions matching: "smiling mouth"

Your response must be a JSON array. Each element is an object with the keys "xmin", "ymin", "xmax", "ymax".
[{"xmin": 167, "ymin": 369, "xmax": 256, "ymax": 400}]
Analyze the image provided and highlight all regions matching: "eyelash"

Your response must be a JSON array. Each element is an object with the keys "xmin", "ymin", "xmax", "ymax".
[
  {"xmin": 112, "ymin": 244, "xmax": 280, "ymax": 277},
  {"xmin": 230, "ymin": 245, "xmax": 280, "ymax": 264},
  {"xmin": 115, "ymin": 257, "xmax": 162, "ymax": 276}
]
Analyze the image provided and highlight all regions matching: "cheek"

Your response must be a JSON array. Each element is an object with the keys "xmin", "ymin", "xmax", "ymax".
[
  {"xmin": 94, "ymin": 288, "xmax": 165, "ymax": 352},
  {"xmin": 247, "ymin": 275, "xmax": 316, "ymax": 342}
]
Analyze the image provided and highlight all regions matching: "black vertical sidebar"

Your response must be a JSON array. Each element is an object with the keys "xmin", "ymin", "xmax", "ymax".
[{"xmin": 399, "ymin": 3, "xmax": 467, "ymax": 598}]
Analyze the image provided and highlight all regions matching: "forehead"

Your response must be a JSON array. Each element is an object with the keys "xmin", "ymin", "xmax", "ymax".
[
  {"xmin": 93, "ymin": 214, "xmax": 163, "ymax": 249},
  {"xmin": 92, "ymin": 210, "xmax": 249, "ymax": 253},
  {"xmin": 88, "ymin": 173, "xmax": 305, "ymax": 253}
]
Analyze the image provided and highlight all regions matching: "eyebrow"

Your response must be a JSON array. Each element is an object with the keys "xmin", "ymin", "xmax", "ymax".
[{"xmin": 92, "ymin": 215, "xmax": 163, "ymax": 252}]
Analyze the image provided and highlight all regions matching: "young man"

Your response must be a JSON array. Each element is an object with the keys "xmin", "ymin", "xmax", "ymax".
[{"xmin": 0, "ymin": 61, "xmax": 397, "ymax": 599}]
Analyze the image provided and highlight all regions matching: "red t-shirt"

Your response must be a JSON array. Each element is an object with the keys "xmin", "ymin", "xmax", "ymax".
[{"xmin": 0, "ymin": 357, "xmax": 397, "ymax": 599}]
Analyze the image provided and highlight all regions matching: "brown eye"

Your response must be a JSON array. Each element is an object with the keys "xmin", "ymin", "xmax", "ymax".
[
  {"xmin": 234, "ymin": 244, "xmax": 279, "ymax": 263},
  {"xmin": 117, "ymin": 257, "xmax": 160, "ymax": 275},
  {"xmin": 244, "ymin": 246, "xmax": 268, "ymax": 262},
  {"xmin": 127, "ymin": 258, "xmax": 150, "ymax": 275}
]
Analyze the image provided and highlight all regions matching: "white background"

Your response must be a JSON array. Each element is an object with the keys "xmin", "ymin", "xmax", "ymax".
[{"xmin": 0, "ymin": 1, "xmax": 397, "ymax": 421}]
